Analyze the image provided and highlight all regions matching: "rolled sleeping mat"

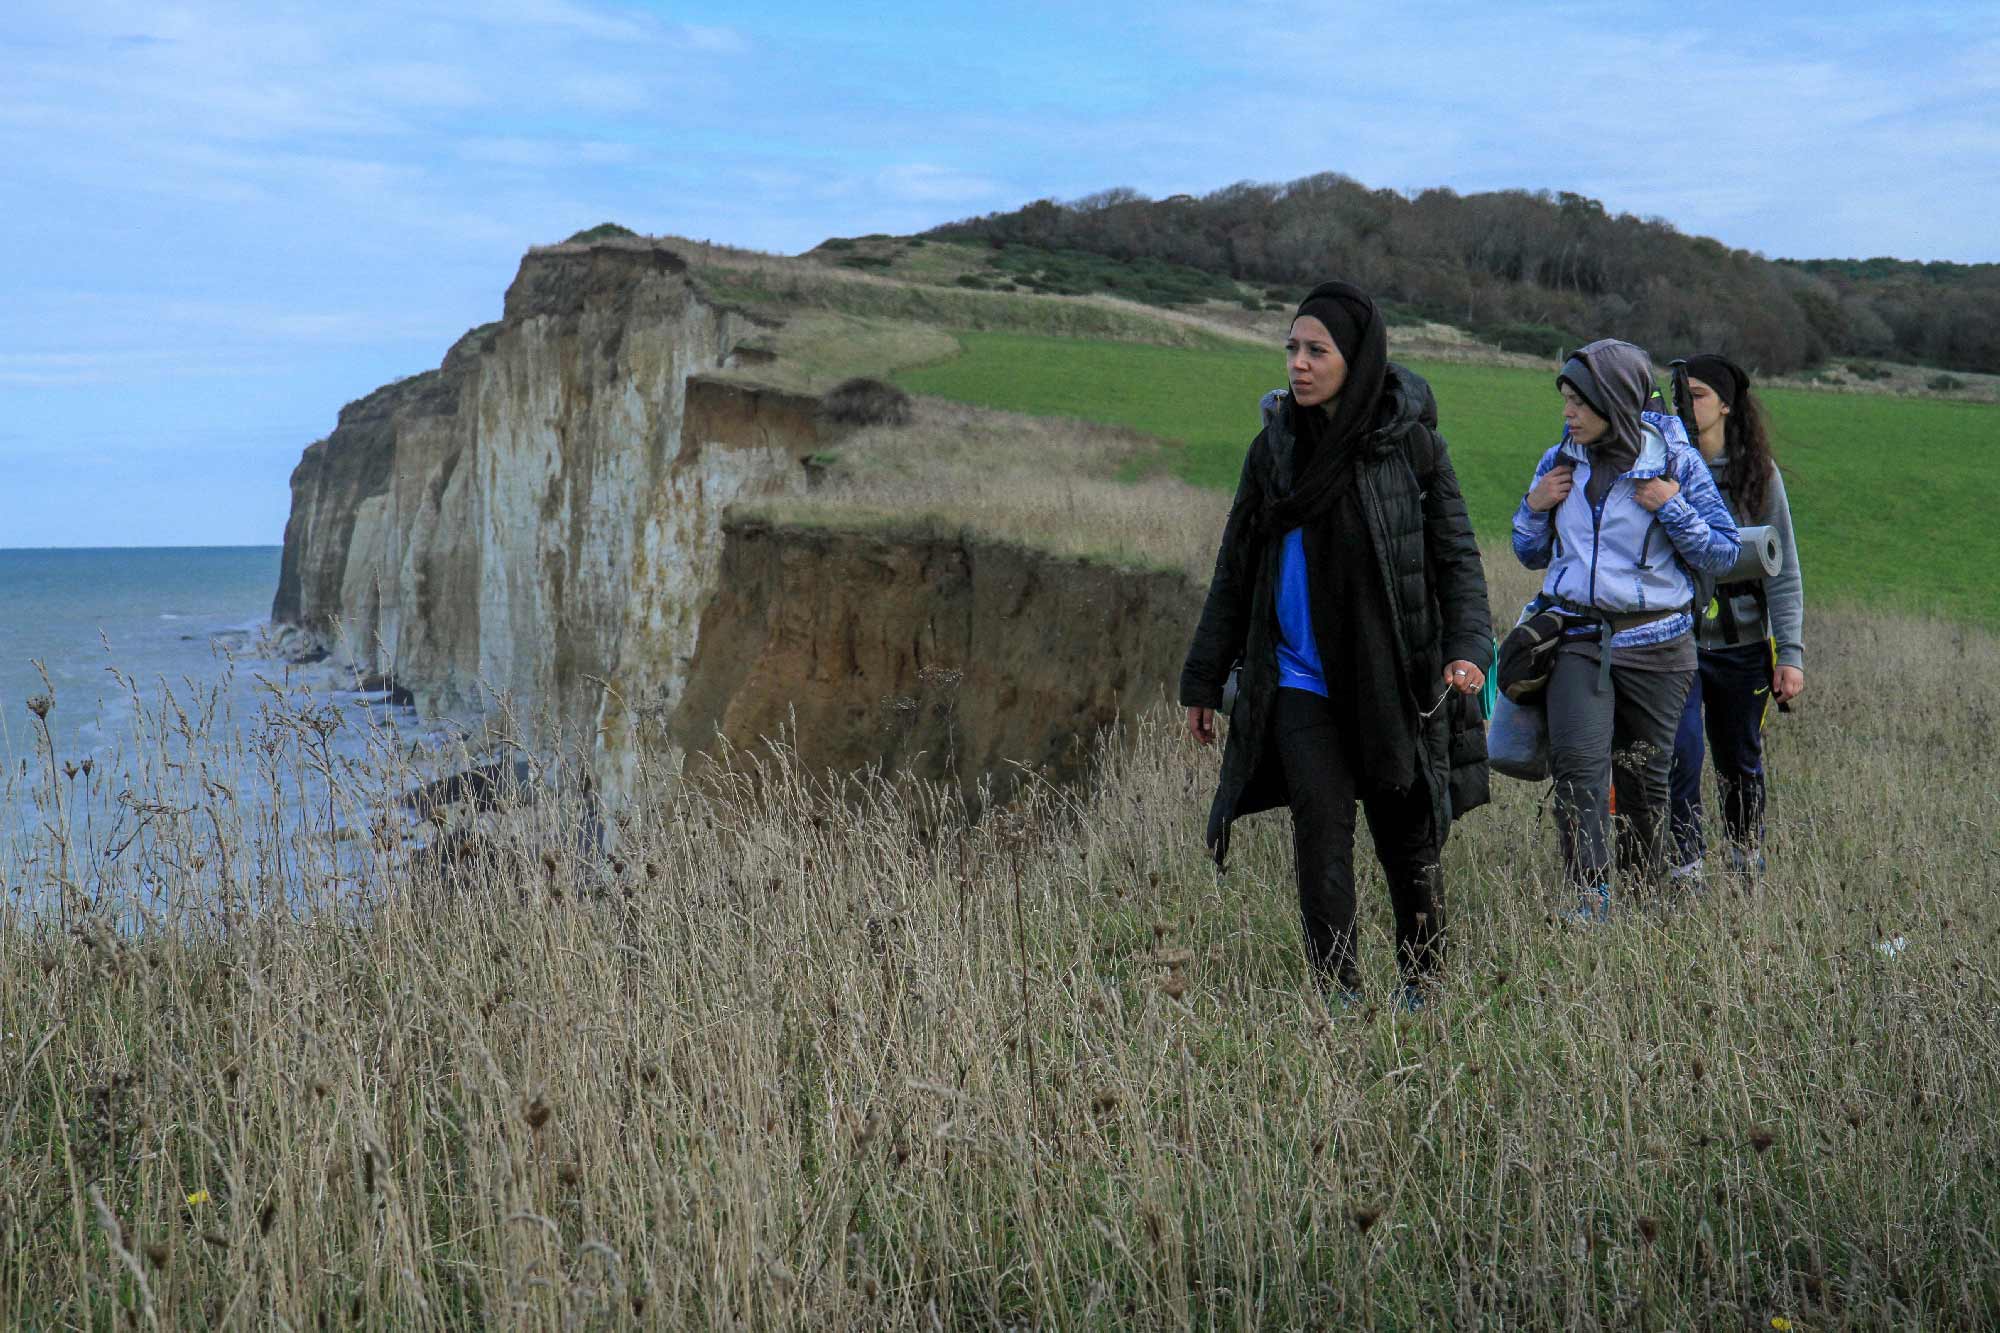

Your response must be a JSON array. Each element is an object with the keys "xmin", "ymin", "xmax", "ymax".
[{"xmin": 1722, "ymin": 524, "xmax": 1782, "ymax": 583}]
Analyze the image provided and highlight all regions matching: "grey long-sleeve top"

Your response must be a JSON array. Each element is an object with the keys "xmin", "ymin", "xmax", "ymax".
[{"xmin": 1699, "ymin": 459, "xmax": 1805, "ymax": 670}]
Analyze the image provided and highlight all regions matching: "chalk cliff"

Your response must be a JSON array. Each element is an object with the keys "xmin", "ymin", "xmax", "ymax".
[
  {"xmin": 275, "ymin": 239, "xmax": 1197, "ymax": 803},
  {"xmin": 274, "ymin": 243, "xmax": 819, "ymax": 769}
]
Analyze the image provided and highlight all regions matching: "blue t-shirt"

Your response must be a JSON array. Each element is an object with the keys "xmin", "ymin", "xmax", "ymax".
[{"xmin": 1276, "ymin": 528, "xmax": 1327, "ymax": 695}]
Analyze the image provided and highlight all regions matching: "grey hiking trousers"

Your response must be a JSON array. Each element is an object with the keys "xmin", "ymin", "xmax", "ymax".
[{"xmin": 1545, "ymin": 646, "xmax": 1694, "ymax": 892}]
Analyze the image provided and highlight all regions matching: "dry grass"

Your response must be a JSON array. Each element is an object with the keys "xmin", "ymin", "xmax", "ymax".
[
  {"xmin": 4, "ymin": 570, "xmax": 1998, "ymax": 1328},
  {"xmin": 739, "ymin": 396, "xmax": 1228, "ymax": 581}
]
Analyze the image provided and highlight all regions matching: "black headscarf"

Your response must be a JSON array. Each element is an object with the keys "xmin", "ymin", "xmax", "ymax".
[{"xmin": 1261, "ymin": 281, "xmax": 1390, "ymax": 536}]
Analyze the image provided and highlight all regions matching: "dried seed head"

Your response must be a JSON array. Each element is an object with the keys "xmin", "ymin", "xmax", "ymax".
[
  {"xmin": 1691, "ymin": 1056, "xmax": 1706, "ymax": 1082},
  {"xmin": 854, "ymin": 1109, "xmax": 884, "ymax": 1147},
  {"xmin": 1162, "ymin": 972, "xmax": 1187, "ymax": 1001},
  {"xmin": 557, "ymin": 1162, "xmax": 582, "ymax": 1187},
  {"xmin": 1637, "ymin": 1216, "xmax": 1658, "ymax": 1245},
  {"xmin": 26, "ymin": 695, "xmax": 52, "ymax": 720},
  {"xmin": 1352, "ymin": 1206, "xmax": 1383, "ymax": 1234},
  {"xmin": 1748, "ymin": 1129, "xmax": 1775, "ymax": 1154},
  {"xmin": 144, "ymin": 1239, "xmax": 170, "ymax": 1269},
  {"xmin": 525, "ymin": 1097, "xmax": 553, "ymax": 1131}
]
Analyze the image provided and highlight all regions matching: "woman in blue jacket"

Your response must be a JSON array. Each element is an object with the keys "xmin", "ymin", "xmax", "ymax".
[
  {"xmin": 1511, "ymin": 340, "xmax": 1740, "ymax": 919},
  {"xmin": 1667, "ymin": 354, "xmax": 1805, "ymax": 881}
]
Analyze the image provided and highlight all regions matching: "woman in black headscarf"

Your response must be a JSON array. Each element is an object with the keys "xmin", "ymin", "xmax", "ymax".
[{"xmin": 1180, "ymin": 283, "xmax": 1493, "ymax": 1011}]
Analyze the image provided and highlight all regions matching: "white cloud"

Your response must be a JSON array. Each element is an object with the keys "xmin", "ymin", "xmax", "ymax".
[
  {"xmin": 876, "ymin": 163, "xmax": 1004, "ymax": 204},
  {"xmin": 551, "ymin": 73, "xmax": 655, "ymax": 114},
  {"xmin": 679, "ymin": 23, "xmax": 747, "ymax": 54}
]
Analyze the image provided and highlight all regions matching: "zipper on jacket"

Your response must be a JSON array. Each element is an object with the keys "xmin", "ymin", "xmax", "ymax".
[{"xmin": 1587, "ymin": 492, "xmax": 1606, "ymax": 607}]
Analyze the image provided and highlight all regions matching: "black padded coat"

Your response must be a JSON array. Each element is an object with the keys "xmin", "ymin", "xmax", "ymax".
[{"xmin": 1179, "ymin": 364, "xmax": 1492, "ymax": 865}]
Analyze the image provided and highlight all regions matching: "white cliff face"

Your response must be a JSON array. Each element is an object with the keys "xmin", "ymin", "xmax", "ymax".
[{"xmin": 275, "ymin": 242, "xmax": 819, "ymax": 800}]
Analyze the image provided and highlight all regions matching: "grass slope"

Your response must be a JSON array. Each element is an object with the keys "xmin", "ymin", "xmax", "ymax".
[{"xmin": 897, "ymin": 333, "xmax": 2000, "ymax": 625}]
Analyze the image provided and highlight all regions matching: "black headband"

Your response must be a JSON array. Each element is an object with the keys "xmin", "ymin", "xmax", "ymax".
[{"xmin": 1681, "ymin": 353, "xmax": 1746, "ymax": 408}]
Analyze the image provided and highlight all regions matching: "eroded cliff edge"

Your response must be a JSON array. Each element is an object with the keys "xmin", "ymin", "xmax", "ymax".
[
  {"xmin": 275, "ymin": 237, "xmax": 1203, "ymax": 804},
  {"xmin": 676, "ymin": 518, "xmax": 1201, "ymax": 799},
  {"xmin": 273, "ymin": 242, "xmax": 822, "ymax": 772}
]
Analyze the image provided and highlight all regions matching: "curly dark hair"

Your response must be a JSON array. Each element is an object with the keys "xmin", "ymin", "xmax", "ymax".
[{"xmin": 1720, "ymin": 378, "xmax": 1774, "ymax": 521}]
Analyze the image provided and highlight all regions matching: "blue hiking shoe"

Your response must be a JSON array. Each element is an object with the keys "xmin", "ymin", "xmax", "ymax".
[
  {"xmin": 1566, "ymin": 884, "xmax": 1611, "ymax": 926},
  {"xmin": 1398, "ymin": 985, "xmax": 1426, "ymax": 1014},
  {"xmin": 1723, "ymin": 845, "xmax": 1768, "ymax": 881}
]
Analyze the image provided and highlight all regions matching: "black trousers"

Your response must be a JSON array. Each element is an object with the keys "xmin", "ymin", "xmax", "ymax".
[
  {"xmin": 1273, "ymin": 687, "xmax": 1443, "ymax": 991},
  {"xmin": 1668, "ymin": 642, "xmax": 1773, "ymax": 865}
]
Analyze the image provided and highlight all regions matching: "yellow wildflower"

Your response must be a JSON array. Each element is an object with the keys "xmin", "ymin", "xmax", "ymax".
[{"xmin": 185, "ymin": 1189, "xmax": 210, "ymax": 1206}]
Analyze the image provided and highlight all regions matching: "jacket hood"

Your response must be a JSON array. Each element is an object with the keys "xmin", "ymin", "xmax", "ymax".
[{"xmin": 1560, "ymin": 338, "xmax": 1652, "ymax": 455}]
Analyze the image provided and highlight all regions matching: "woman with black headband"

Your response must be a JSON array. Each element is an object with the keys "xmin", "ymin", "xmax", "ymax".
[
  {"xmin": 1181, "ymin": 282, "xmax": 1492, "ymax": 1011},
  {"xmin": 1666, "ymin": 354, "xmax": 1805, "ymax": 881},
  {"xmin": 1511, "ymin": 340, "xmax": 1741, "ymax": 921}
]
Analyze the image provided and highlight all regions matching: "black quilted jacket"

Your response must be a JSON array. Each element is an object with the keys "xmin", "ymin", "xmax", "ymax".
[{"xmin": 1179, "ymin": 364, "xmax": 1492, "ymax": 865}]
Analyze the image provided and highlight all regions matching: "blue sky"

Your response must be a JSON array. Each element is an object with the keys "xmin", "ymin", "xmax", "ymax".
[{"xmin": 3, "ymin": 0, "xmax": 1995, "ymax": 548}]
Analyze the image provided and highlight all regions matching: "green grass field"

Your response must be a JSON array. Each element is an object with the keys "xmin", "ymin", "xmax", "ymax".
[{"xmin": 897, "ymin": 332, "xmax": 1999, "ymax": 625}]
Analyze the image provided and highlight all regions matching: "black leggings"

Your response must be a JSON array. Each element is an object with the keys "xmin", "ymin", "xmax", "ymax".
[{"xmin": 1272, "ymin": 687, "xmax": 1443, "ymax": 991}]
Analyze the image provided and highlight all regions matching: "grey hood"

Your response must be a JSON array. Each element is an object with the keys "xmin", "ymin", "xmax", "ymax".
[{"xmin": 1559, "ymin": 338, "xmax": 1653, "ymax": 455}]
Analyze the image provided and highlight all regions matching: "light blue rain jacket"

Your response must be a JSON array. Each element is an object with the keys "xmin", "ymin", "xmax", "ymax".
[{"xmin": 1510, "ymin": 411, "xmax": 1740, "ymax": 649}]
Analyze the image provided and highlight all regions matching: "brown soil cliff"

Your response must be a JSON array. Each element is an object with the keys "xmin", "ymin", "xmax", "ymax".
[{"xmin": 674, "ymin": 517, "xmax": 1201, "ymax": 799}]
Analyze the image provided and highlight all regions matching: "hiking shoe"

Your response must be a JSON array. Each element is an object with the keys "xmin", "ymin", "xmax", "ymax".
[
  {"xmin": 1566, "ymin": 884, "xmax": 1611, "ymax": 926},
  {"xmin": 1723, "ymin": 845, "xmax": 1768, "ymax": 880},
  {"xmin": 1398, "ymin": 985, "xmax": 1426, "ymax": 1014},
  {"xmin": 1333, "ymin": 987, "xmax": 1365, "ymax": 1014}
]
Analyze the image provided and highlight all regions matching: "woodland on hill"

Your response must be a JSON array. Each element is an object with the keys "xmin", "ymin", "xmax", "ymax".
[{"xmin": 928, "ymin": 174, "xmax": 2000, "ymax": 375}]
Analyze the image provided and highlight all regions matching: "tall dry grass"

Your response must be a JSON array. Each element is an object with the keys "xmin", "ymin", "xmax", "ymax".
[{"xmin": 4, "ymin": 580, "xmax": 1997, "ymax": 1329}]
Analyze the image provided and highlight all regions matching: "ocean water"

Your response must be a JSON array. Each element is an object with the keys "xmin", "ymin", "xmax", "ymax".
[
  {"xmin": 0, "ymin": 547, "xmax": 283, "ymax": 770},
  {"xmin": 0, "ymin": 547, "xmax": 461, "ymax": 874},
  {"xmin": 0, "ymin": 547, "xmax": 483, "ymax": 918}
]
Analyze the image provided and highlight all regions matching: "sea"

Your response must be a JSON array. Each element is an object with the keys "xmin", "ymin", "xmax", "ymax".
[{"xmin": 0, "ymin": 547, "xmax": 448, "ymax": 889}]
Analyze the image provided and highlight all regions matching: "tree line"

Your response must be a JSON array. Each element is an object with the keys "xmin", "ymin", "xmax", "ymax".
[{"xmin": 926, "ymin": 175, "xmax": 2000, "ymax": 376}]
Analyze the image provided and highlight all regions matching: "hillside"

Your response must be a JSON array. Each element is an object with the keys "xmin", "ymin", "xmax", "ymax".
[{"xmin": 923, "ymin": 175, "xmax": 2000, "ymax": 377}]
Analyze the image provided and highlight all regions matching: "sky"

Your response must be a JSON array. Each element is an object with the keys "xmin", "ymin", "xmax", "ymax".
[{"xmin": 3, "ymin": 0, "xmax": 1995, "ymax": 549}]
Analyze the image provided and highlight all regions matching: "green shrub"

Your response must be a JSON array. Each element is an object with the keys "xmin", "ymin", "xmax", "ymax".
[
  {"xmin": 838, "ymin": 255, "xmax": 894, "ymax": 271},
  {"xmin": 820, "ymin": 237, "xmax": 857, "ymax": 252},
  {"xmin": 819, "ymin": 377, "xmax": 913, "ymax": 427},
  {"xmin": 1846, "ymin": 361, "xmax": 1891, "ymax": 381},
  {"xmin": 1489, "ymin": 322, "xmax": 1575, "ymax": 356},
  {"xmin": 564, "ymin": 222, "xmax": 638, "ymax": 244},
  {"xmin": 1930, "ymin": 373, "xmax": 1966, "ymax": 392}
]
